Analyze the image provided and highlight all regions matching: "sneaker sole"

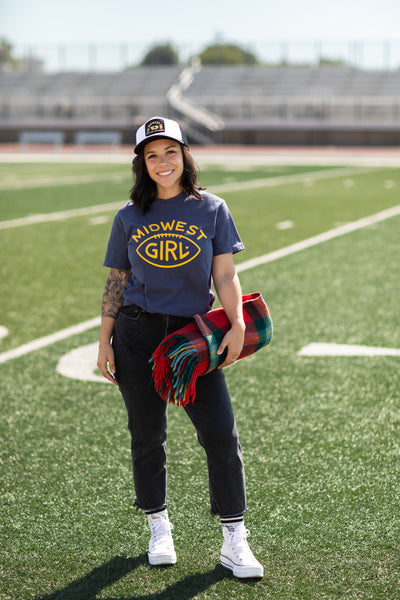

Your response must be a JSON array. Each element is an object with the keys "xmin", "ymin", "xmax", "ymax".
[
  {"xmin": 148, "ymin": 552, "xmax": 177, "ymax": 566},
  {"xmin": 220, "ymin": 555, "xmax": 264, "ymax": 579}
]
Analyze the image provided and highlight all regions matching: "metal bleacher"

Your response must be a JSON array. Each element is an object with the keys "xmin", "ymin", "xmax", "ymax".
[
  {"xmin": 184, "ymin": 66, "xmax": 400, "ymax": 145},
  {"xmin": 0, "ymin": 68, "xmax": 180, "ymax": 144},
  {"xmin": 1, "ymin": 65, "xmax": 400, "ymax": 146},
  {"xmin": 185, "ymin": 66, "xmax": 400, "ymax": 120}
]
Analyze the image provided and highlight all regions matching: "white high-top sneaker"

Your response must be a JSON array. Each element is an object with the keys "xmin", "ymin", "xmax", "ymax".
[
  {"xmin": 220, "ymin": 522, "xmax": 264, "ymax": 578},
  {"xmin": 147, "ymin": 510, "xmax": 177, "ymax": 566}
]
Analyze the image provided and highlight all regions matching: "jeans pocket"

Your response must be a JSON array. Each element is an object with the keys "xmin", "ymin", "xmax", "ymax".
[{"xmin": 120, "ymin": 305, "xmax": 142, "ymax": 321}]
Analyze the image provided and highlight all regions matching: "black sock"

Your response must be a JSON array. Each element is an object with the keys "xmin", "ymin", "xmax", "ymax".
[
  {"xmin": 220, "ymin": 515, "xmax": 244, "ymax": 530},
  {"xmin": 145, "ymin": 507, "xmax": 167, "ymax": 516}
]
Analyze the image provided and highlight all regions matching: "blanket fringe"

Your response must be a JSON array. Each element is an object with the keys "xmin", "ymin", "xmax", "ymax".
[{"xmin": 150, "ymin": 333, "xmax": 207, "ymax": 406}]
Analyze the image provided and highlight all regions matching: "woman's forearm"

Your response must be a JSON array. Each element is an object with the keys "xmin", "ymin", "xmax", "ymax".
[
  {"xmin": 99, "ymin": 316, "xmax": 117, "ymax": 346},
  {"xmin": 212, "ymin": 254, "xmax": 244, "ymax": 328},
  {"xmin": 102, "ymin": 268, "xmax": 130, "ymax": 318},
  {"xmin": 212, "ymin": 254, "xmax": 245, "ymax": 368},
  {"xmin": 99, "ymin": 268, "xmax": 131, "ymax": 343},
  {"xmin": 214, "ymin": 271, "xmax": 244, "ymax": 328}
]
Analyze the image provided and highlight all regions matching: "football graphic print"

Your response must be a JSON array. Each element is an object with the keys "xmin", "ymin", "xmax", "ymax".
[{"xmin": 136, "ymin": 232, "xmax": 201, "ymax": 268}]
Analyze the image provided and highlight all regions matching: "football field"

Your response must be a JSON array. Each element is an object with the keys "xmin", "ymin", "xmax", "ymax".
[{"xmin": 0, "ymin": 153, "xmax": 399, "ymax": 599}]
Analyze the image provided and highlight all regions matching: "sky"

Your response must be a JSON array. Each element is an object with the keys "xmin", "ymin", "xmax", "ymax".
[{"xmin": 2, "ymin": 0, "xmax": 400, "ymax": 70}]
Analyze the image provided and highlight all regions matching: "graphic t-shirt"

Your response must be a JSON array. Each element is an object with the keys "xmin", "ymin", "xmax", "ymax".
[{"xmin": 103, "ymin": 191, "xmax": 244, "ymax": 317}]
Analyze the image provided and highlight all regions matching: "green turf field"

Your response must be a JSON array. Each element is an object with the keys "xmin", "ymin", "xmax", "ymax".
[{"xmin": 0, "ymin": 159, "xmax": 399, "ymax": 599}]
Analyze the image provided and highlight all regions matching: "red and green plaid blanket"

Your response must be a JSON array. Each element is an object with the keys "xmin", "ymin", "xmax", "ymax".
[{"xmin": 151, "ymin": 292, "xmax": 273, "ymax": 406}]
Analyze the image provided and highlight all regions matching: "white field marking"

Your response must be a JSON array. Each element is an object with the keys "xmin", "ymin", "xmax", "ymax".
[
  {"xmin": 0, "ymin": 201, "xmax": 125, "ymax": 230},
  {"xmin": 298, "ymin": 343, "xmax": 400, "ymax": 357},
  {"xmin": 236, "ymin": 204, "xmax": 400, "ymax": 272},
  {"xmin": 344, "ymin": 179, "xmax": 354, "ymax": 187},
  {"xmin": 1, "ymin": 201, "xmax": 400, "ymax": 367},
  {"xmin": 89, "ymin": 215, "xmax": 110, "ymax": 225},
  {"xmin": 0, "ymin": 317, "xmax": 100, "ymax": 365},
  {"xmin": 209, "ymin": 166, "xmax": 376, "ymax": 194},
  {"xmin": 56, "ymin": 342, "xmax": 109, "ymax": 383},
  {"xmin": 0, "ymin": 172, "xmax": 127, "ymax": 191},
  {"xmin": 0, "ymin": 326, "xmax": 9, "ymax": 340},
  {"xmin": 0, "ymin": 166, "xmax": 377, "ymax": 231},
  {"xmin": 276, "ymin": 220, "xmax": 294, "ymax": 230}
]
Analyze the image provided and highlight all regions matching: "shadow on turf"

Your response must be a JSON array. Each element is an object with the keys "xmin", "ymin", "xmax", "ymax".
[{"xmin": 35, "ymin": 554, "xmax": 252, "ymax": 599}]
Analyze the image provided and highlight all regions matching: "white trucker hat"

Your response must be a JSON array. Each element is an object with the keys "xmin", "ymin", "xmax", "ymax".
[{"xmin": 134, "ymin": 116, "xmax": 188, "ymax": 154}]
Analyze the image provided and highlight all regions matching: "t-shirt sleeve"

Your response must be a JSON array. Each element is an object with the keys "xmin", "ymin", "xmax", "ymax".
[
  {"xmin": 103, "ymin": 211, "xmax": 131, "ymax": 270},
  {"xmin": 212, "ymin": 200, "xmax": 245, "ymax": 256}
]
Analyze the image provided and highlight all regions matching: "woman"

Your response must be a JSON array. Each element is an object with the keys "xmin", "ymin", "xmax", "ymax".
[{"xmin": 97, "ymin": 116, "xmax": 263, "ymax": 579}]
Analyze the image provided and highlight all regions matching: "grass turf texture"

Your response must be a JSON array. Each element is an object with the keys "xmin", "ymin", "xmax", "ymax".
[{"xmin": 0, "ymin": 161, "xmax": 399, "ymax": 599}]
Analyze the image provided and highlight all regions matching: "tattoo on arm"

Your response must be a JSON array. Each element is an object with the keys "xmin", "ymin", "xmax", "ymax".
[{"xmin": 102, "ymin": 268, "xmax": 131, "ymax": 319}]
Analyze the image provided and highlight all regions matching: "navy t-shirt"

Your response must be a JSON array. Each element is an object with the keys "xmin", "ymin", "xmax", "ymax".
[{"xmin": 103, "ymin": 190, "xmax": 244, "ymax": 317}]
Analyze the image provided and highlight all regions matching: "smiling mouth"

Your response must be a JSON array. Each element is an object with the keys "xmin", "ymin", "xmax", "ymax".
[{"xmin": 157, "ymin": 169, "xmax": 173, "ymax": 177}]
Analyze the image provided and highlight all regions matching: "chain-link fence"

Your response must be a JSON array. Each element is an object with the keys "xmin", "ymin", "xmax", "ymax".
[{"xmin": 9, "ymin": 39, "xmax": 400, "ymax": 73}]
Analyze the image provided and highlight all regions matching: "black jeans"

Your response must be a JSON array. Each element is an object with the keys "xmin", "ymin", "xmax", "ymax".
[{"xmin": 112, "ymin": 305, "xmax": 247, "ymax": 517}]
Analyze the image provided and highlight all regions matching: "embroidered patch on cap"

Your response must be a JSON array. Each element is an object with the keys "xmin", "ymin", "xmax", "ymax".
[
  {"xmin": 134, "ymin": 116, "xmax": 187, "ymax": 153},
  {"xmin": 145, "ymin": 118, "xmax": 165, "ymax": 137}
]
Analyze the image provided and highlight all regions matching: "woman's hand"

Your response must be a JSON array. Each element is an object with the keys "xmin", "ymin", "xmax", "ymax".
[
  {"xmin": 216, "ymin": 321, "xmax": 245, "ymax": 369},
  {"xmin": 97, "ymin": 342, "xmax": 118, "ymax": 385}
]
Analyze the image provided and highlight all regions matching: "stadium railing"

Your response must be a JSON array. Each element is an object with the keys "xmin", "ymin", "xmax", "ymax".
[
  {"xmin": 18, "ymin": 131, "xmax": 65, "ymax": 150},
  {"xmin": 74, "ymin": 131, "xmax": 122, "ymax": 150}
]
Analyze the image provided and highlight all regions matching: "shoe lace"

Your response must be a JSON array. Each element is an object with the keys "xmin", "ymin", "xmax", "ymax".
[
  {"xmin": 226, "ymin": 527, "xmax": 251, "ymax": 559},
  {"xmin": 149, "ymin": 519, "xmax": 173, "ymax": 544}
]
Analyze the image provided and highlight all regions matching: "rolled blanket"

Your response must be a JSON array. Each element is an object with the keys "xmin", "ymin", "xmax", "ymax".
[{"xmin": 150, "ymin": 292, "xmax": 273, "ymax": 406}]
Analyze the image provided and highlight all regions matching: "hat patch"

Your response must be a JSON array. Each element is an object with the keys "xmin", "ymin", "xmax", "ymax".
[{"xmin": 145, "ymin": 118, "xmax": 165, "ymax": 137}]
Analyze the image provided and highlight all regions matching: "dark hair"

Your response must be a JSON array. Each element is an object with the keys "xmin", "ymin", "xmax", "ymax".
[{"xmin": 129, "ymin": 144, "xmax": 204, "ymax": 213}]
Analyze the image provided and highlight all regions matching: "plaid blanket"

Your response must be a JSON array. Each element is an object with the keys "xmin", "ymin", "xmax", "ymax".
[{"xmin": 151, "ymin": 292, "xmax": 273, "ymax": 406}]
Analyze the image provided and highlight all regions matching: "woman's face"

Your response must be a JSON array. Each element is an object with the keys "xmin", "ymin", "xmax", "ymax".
[{"xmin": 143, "ymin": 138, "xmax": 184, "ymax": 198}]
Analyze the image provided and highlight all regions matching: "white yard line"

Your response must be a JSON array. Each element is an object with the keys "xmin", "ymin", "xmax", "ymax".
[
  {"xmin": 210, "ymin": 166, "xmax": 376, "ymax": 194},
  {"xmin": 236, "ymin": 204, "xmax": 400, "ymax": 272},
  {"xmin": 1, "ymin": 202, "xmax": 399, "ymax": 365},
  {"xmin": 0, "ymin": 172, "xmax": 128, "ymax": 191},
  {"xmin": 0, "ymin": 317, "xmax": 100, "ymax": 364},
  {"xmin": 0, "ymin": 201, "xmax": 124, "ymax": 230},
  {"xmin": 298, "ymin": 343, "xmax": 400, "ymax": 357},
  {"xmin": 0, "ymin": 166, "xmax": 378, "ymax": 230}
]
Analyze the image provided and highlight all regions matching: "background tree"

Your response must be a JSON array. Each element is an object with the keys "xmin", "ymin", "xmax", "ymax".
[
  {"xmin": 318, "ymin": 57, "xmax": 348, "ymax": 67},
  {"xmin": 198, "ymin": 43, "xmax": 258, "ymax": 65},
  {"xmin": 140, "ymin": 43, "xmax": 179, "ymax": 66},
  {"xmin": 0, "ymin": 38, "xmax": 17, "ymax": 71}
]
